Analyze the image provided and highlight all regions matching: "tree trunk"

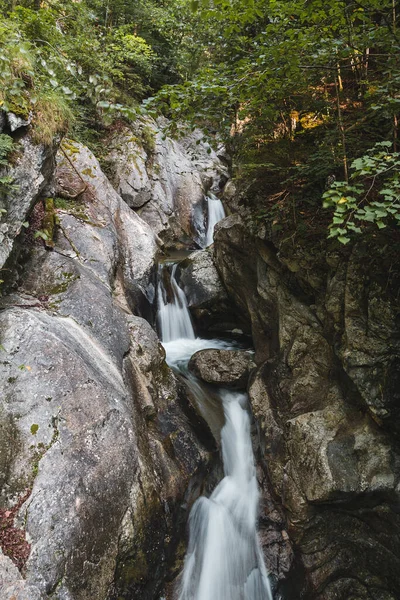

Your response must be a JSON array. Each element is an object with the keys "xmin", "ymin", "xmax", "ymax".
[{"xmin": 335, "ymin": 74, "xmax": 348, "ymax": 182}]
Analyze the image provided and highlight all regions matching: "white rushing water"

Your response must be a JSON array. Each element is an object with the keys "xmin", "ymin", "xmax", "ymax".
[
  {"xmin": 157, "ymin": 263, "xmax": 195, "ymax": 343},
  {"xmin": 204, "ymin": 193, "xmax": 226, "ymax": 247},
  {"xmin": 178, "ymin": 388, "xmax": 273, "ymax": 600},
  {"xmin": 157, "ymin": 262, "xmax": 273, "ymax": 600}
]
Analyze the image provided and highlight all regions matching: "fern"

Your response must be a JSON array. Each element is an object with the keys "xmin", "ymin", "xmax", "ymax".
[{"xmin": 0, "ymin": 134, "xmax": 13, "ymax": 167}]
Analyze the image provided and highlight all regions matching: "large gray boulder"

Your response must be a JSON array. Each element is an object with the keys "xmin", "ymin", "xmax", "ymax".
[
  {"xmin": 188, "ymin": 349, "xmax": 255, "ymax": 389},
  {"xmin": 178, "ymin": 248, "xmax": 228, "ymax": 308}
]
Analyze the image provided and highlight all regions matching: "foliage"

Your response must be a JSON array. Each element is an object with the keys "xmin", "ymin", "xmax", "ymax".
[
  {"xmin": 30, "ymin": 89, "xmax": 74, "ymax": 145},
  {"xmin": 141, "ymin": 124, "xmax": 156, "ymax": 155},
  {"xmin": 0, "ymin": 18, "xmax": 34, "ymax": 115},
  {"xmin": 149, "ymin": 0, "xmax": 400, "ymax": 243},
  {"xmin": 1, "ymin": 0, "xmax": 399, "ymax": 247},
  {"xmin": 323, "ymin": 142, "xmax": 400, "ymax": 243},
  {"xmin": 0, "ymin": 133, "xmax": 15, "ymax": 201},
  {"xmin": 0, "ymin": 134, "xmax": 13, "ymax": 167},
  {"xmin": 0, "ymin": 488, "xmax": 31, "ymax": 570},
  {"xmin": 105, "ymin": 29, "xmax": 156, "ymax": 99},
  {"xmin": 0, "ymin": 0, "xmax": 202, "ymax": 147}
]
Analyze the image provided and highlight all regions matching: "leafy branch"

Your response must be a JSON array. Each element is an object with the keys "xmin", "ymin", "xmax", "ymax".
[{"xmin": 323, "ymin": 142, "xmax": 400, "ymax": 243}]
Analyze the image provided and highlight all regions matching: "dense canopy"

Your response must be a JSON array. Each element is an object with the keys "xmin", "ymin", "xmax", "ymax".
[{"xmin": 1, "ymin": 0, "xmax": 400, "ymax": 241}]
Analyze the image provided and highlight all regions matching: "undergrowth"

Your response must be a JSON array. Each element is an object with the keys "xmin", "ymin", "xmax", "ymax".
[{"xmin": 30, "ymin": 89, "xmax": 74, "ymax": 145}]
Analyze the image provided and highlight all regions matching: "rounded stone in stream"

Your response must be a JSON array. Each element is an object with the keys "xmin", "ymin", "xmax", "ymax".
[{"xmin": 188, "ymin": 349, "xmax": 255, "ymax": 389}]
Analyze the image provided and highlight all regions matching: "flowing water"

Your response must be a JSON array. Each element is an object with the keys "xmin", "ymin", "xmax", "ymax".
[
  {"xmin": 191, "ymin": 192, "xmax": 226, "ymax": 248},
  {"xmin": 204, "ymin": 193, "xmax": 226, "ymax": 247},
  {"xmin": 157, "ymin": 263, "xmax": 195, "ymax": 343},
  {"xmin": 157, "ymin": 261, "xmax": 273, "ymax": 600}
]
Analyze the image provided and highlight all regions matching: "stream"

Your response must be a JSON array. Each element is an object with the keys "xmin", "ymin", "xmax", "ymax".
[{"xmin": 156, "ymin": 196, "xmax": 273, "ymax": 600}]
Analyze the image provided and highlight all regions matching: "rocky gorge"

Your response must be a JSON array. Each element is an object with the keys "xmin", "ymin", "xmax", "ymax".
[{"xmin": 0, "ymin": 113, "xmax": 399, "ymax": 600}]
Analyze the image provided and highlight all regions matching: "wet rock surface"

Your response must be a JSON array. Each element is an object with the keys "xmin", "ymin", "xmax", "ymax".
[
  {"xmin": 213, "ymin": 215, "xmax": 400, "ymax": 599},
  {"xmin": 188, "ymin": 349, "xmax": 255, "ymax": 389}
]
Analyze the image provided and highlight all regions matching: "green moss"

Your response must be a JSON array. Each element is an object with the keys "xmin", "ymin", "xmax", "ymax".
[
  {"xmin": 141, "ymin": 125, "xmax": 156, "ymax": 156},
  {"xmin": 127, "ymin": 153, "xmax": 143, "ymax": 175},
  {"xmin": 30, "ymin": 415, "xmax": 59, "ymax": 482},
  {"xmin": 152, "ymin": 162, "xmax": 161, "ymax": 176},
  {"xmin": 0, "ymin": 412, "xmax": 21, "ymax": 498},
  {"xmin": 48, "ymin": 300, "xmax": 61, "ymax": 310},
  {"xmin": 30, "ymin": 424, "xmax": 39, "ymax": 435},
  {"xmin": 54, "ymin": 197, "xmax": 72, "ymax": 210},
  {"xmin": 48, "ymin": 271, "xmax": 80, "ymax": 296},
  {"xmin": 42, "ymin": 198, "xmax": 56, "ymax": 249},
  {"xmin": 31, "ymin": 90, "xmax": 74, "ymax": 146},
  {"xmin": 81, "ymin": 166, "xmax": 96, "ymax": 178},
  {"xmin": 48, "ymin": 282, "xmax": 69, "ymax": 294},
  {"xmin": 7, "ymin": 377, "xmax": 17, "ymax": 384},
  {"xmin": 61, "ymin": 139, "xmax": 80, "ymax": 155},
  {"xmin": 54, "ymin": 196, "xmax": 94, "ymax": 224}
]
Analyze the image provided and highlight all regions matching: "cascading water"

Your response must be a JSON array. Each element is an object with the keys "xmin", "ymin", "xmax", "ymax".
[
  {"xmin": 204, "ymin": 193, "xmax": 226, "ymax": 247},
  {"xmin": 157, "ymin": 257, "xmax": 273, "ymax": 600},
  {"xmin": 178, "ymin": 389, "xmax": 273, "ymax": 600},
  {"xmin": 157, "ymin": 263, "xmax": 195, "ymax": 343}
]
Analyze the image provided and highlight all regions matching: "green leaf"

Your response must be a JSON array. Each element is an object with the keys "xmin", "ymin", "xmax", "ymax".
[
  {"xmin": 34, "ymin": 230, "xmax": 49, "ymax": 241},
  {"xmin": 338, "ymin": 235, "xmax": 351, "ymax": 244}
]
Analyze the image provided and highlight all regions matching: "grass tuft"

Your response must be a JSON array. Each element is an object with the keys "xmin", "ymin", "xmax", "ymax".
[{"xmin": 31, "ymin": 90, "xmax": 74, "ymax": 145}]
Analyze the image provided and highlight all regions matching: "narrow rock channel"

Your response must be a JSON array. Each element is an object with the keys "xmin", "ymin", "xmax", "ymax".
[{"xmin": 157, "ymin": 233, "xmax": 273, "ymax": 600}]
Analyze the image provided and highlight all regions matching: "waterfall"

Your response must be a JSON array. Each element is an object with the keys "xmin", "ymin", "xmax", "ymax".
[
  {"xmin": 204, "ymin": 193, "xmax": 226, "ymax": 247},
  {"xmin": 157, "ymin": 263, "xmax": 195, "ymax": 343},
  {"xmin": 157, "ymin": 257, "xmax": 273, "ymax": 600},
  {"xmin": 177, "ymin": 389, "xmax": 273, "ymax": 600}
]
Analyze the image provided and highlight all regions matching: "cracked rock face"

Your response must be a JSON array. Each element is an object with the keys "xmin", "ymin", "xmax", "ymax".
[
  {"xmin": 0, "ymin": 136, "xmax": 55, "ymax": 271},
  {"xmin": 0, "ymin": 139, "xmax": 212, "ymax": 600},
  {"xmin": 105, "ymin": 119, "xmax": 228, "ymax": 245},
  {"xmin": 213, "ymin": 215, "xmax": 400, "ymax": 600},
  {"xmin": 55, "ymin": 141, "xmax": 158, "ymax": 316}
]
